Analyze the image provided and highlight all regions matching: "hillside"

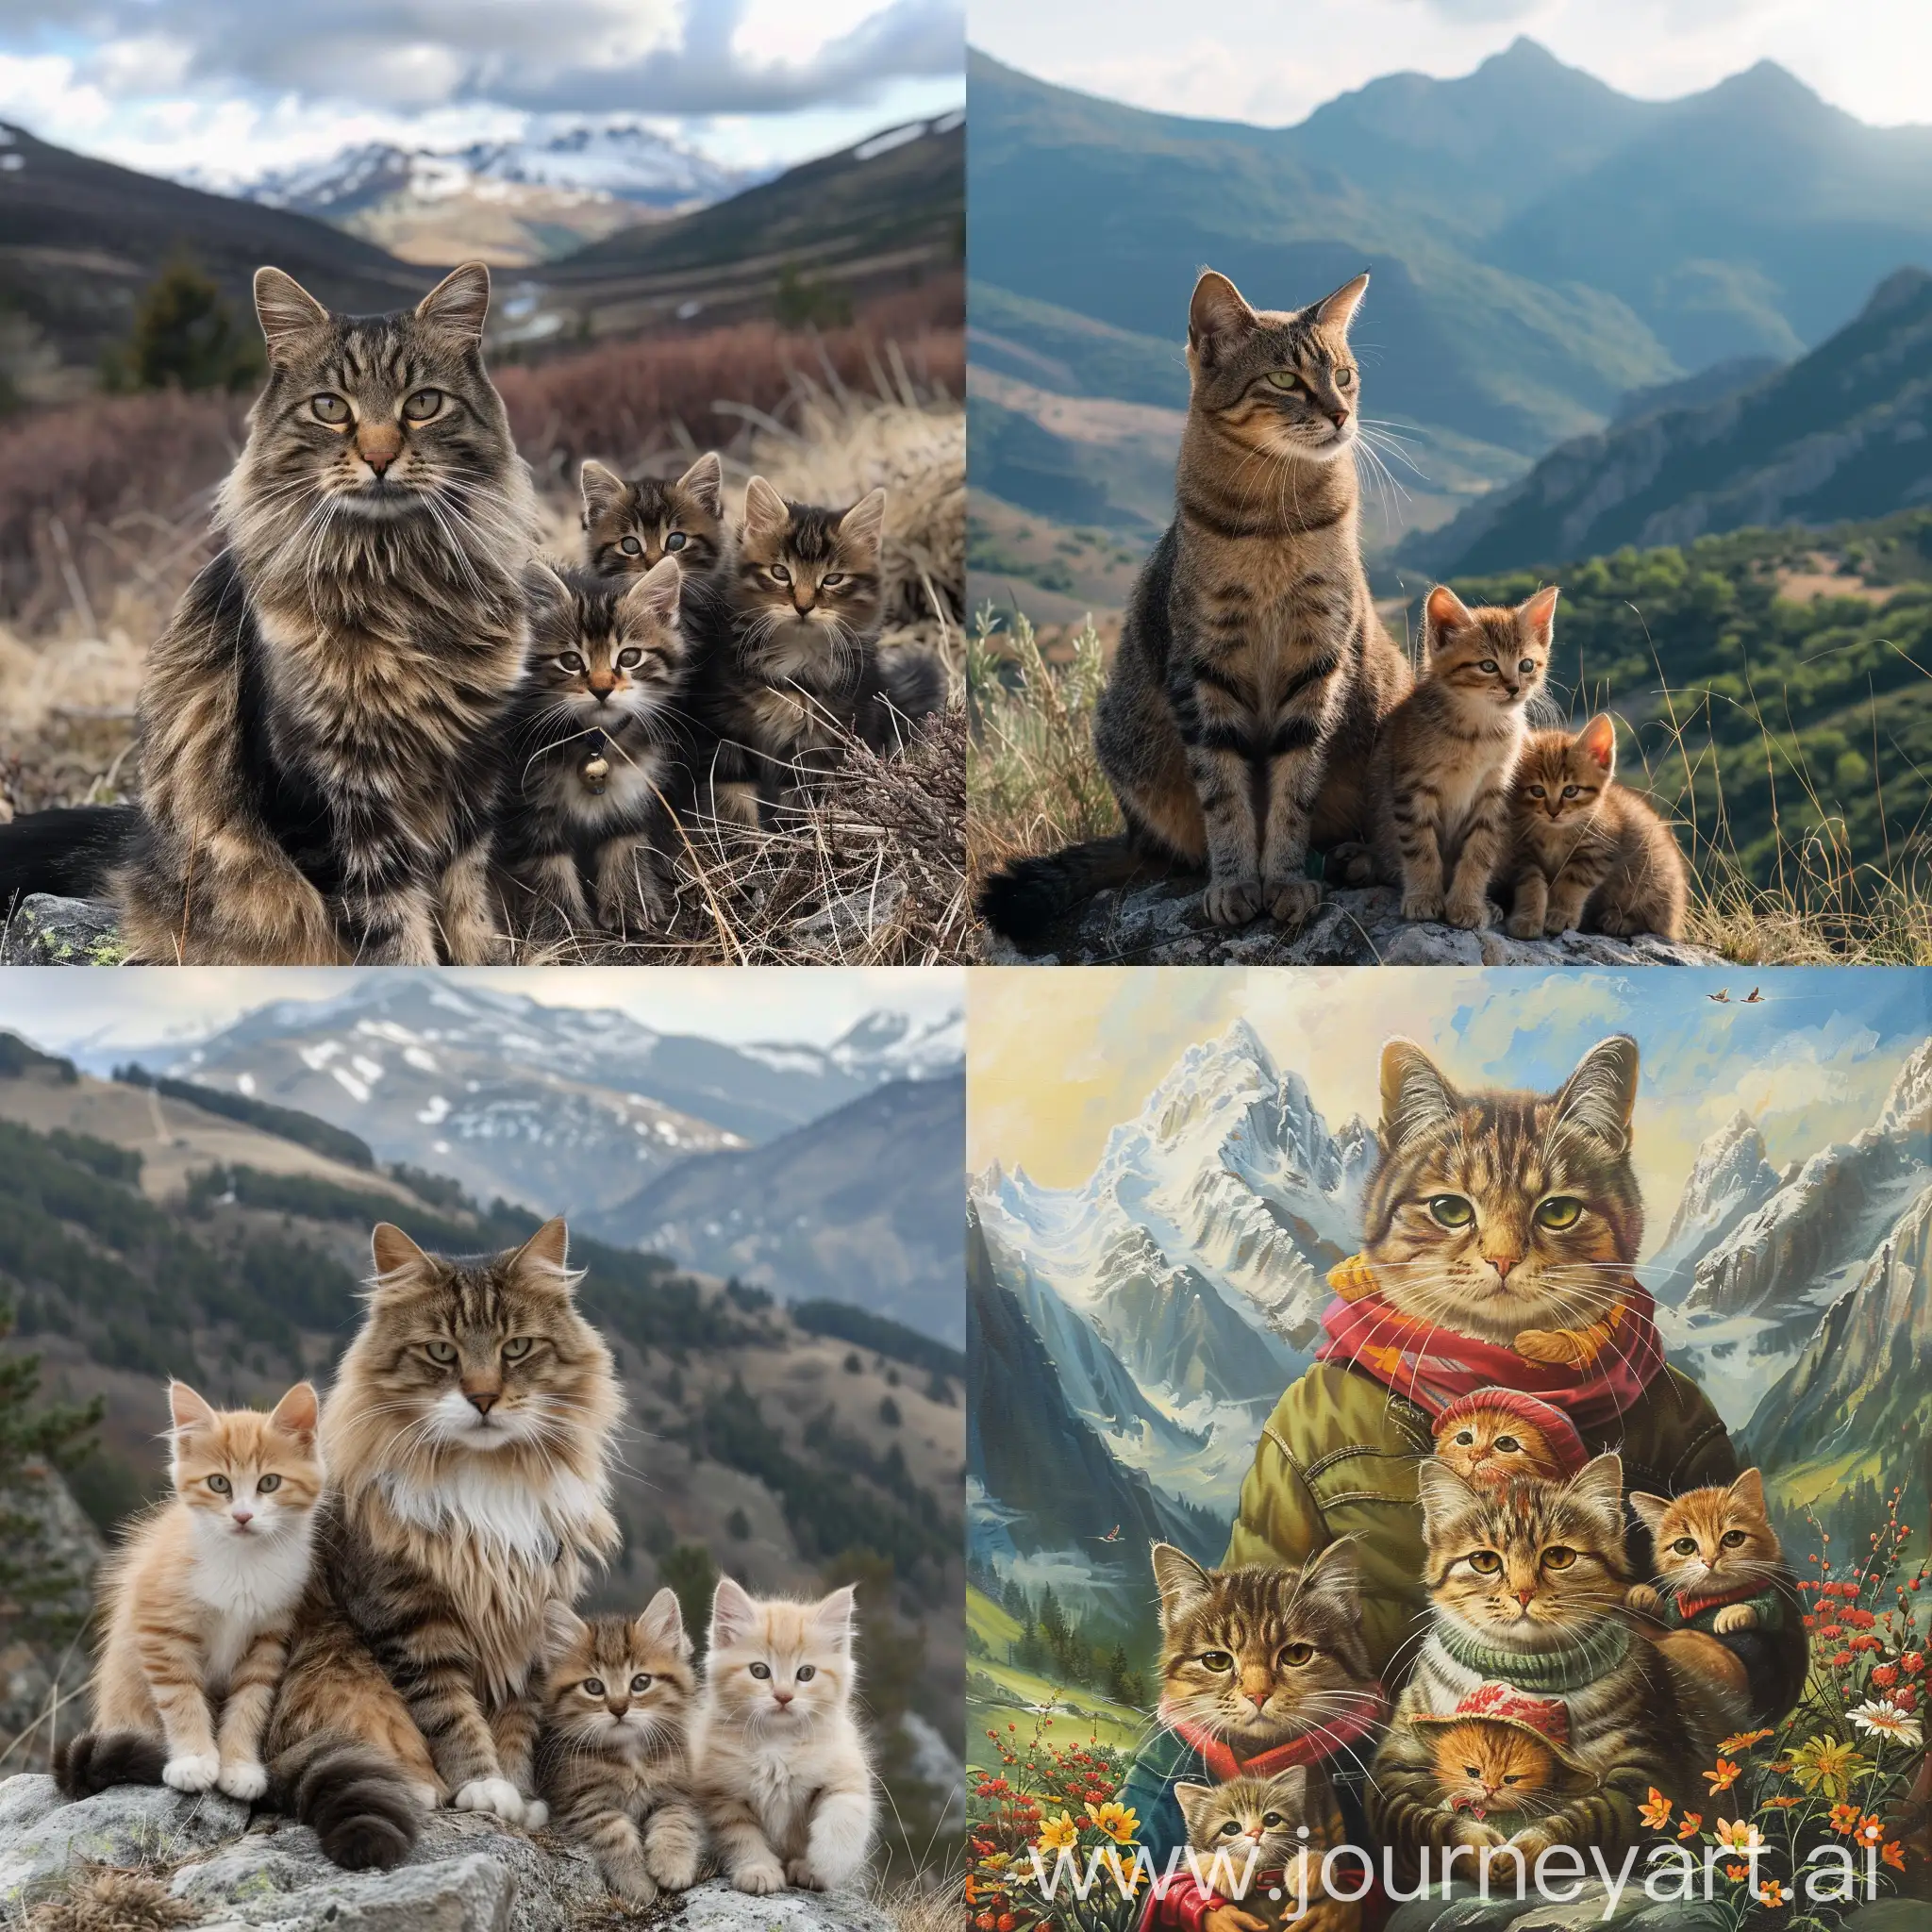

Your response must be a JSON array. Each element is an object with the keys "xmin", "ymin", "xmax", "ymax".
[{"xmin": 1422, "ymin": 269, "xmax": 1932, "ymax": 573}]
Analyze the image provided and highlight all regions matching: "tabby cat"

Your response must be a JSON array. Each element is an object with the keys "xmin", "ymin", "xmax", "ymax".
[
  {"xmin": 1174, "ymin": 1769, "xmax": 1358, "ymax": 1932},
  {"xmin": 1627, "ymin": 1470, "xmax": 1807, "ymax": 1725},
  {"xmin": 57, "ymin": 1382, "xmax": 322, "ymax": 1804},
  {"xmin": 259, "ymin": 1217, "xmax": 623, "ymax": 1870},
  {"xmin": 1505, "ymin": 717, "xmax": 1690, "ymax": 941},
  {"xmin": 694, "ymin": 1578, "xmax": 874, "ymax": 1893},
  {"xmin": 1369, "ymin": 1456, "xmax": 1703, "ymax": 1868},
  {"xmin": 495, "ymin": 557, "xmax": 690, "ymax": 940},
  {"xmin": 116, "ymin": 262, "xmax": 541, "ymax": 965},
  {"xmin": 978, "ymin": 268, "xmax": 1411, "ymax": 946},
  {"xmin": 1364, "ymin": 585, "xmax": 1556, "ymax": 930},
  {"xmin": 536, "ymin": 1594, "xmax": 707, "ymax": 1906},
  {"xmin": 581, "ymin": 453, "xmax": 725, "ymax": 580}
]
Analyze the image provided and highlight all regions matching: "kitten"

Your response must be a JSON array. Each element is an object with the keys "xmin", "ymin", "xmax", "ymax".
[
  {"xmin": 1506, "ymin": 717, "xmax": 1690, "ymax": 941},
  {"xmin": 495, "ymin": 557, "xmax": 690, "ymax": 941},
  {"xmin": 1364, "ymin": 584, "xmax": 1557, "ymax": 931},
  {"xmin": 57, "ymin": 1382, "xmax": 322, "ymax": 1804},
  {"xmin": 537, "ymin": 1593, "xmax": 707, "ymax": 1906},
  {"xmin": 581, "ymin": 454, "xmax": 725, "ymax": 580},
  {"xmin": 693, "ymin": 1577, "xmax": 874, "ymax": 1894},
  {"xmin": 1420, "ymin": 1718, "xmax": 1588, "ymax": 1832},
  {"xmin": 1370, "ymin": 1456, "xmax": 1703, "ymax": 1868},
  {"xmin": 978, "ymin": 269, "xmax": 1412, "ymax": 947},
  {"xmin": 117, "ymin": 262, "xmax": 541, "ymax": 965},
  {"xmin": 262, "ymin": 1217, "xmax": 623, "ymax": 1866},
  {"xmin": 1627, "ymin": 1470, "xmax": 1807, "ymax": 1725},
  {"xmin": 1174, "ymin": 1770, "xmax": 1358, "ymax": 1932},
  {"xmin": 1431, "ymin": 1390, "xmax": 1586, "ymax": 1489}
]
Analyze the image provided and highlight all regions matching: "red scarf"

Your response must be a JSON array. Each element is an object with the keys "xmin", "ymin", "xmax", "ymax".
[
  {"xmin": 1159, "ymin": 1685, "xmax": 1389, "ymax": 1783},
  {"xmin": 1315, "ymin": 1282, "xmax": 1664, "ymax": 1432},
  {"xmin": 1675, "ymin": 1579, "xmax": 1764, "ymax": 1622}
]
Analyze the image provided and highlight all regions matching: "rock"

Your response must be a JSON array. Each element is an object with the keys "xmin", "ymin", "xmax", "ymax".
[
  {"xmin": 792, "ymin": 875, "xmax": 908, "ymax": 950},
  {"xmin": 0, "ymin": 895, "xmax": 125, "ymax": 966},
  {"xmin": 0, "ymin": 1776, "xmax": 895, "ymax": 1932},
  {"xmin": 980, "ymin": 881, "xmax": 1721, "ymax": 967},
  {"xmin": 0, "ymin": 1467, "xmax": 108, "ymax": 1771}
]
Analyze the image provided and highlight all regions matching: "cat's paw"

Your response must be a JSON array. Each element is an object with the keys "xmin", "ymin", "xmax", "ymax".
[
  {"xmin": 1263, "ymin": 877, "xmax": 1321, "ymax": 930},
  {"xmin": 216, "ymin": 1759, "xmax": 267, "ymax": 1801},
  {"xmin": 1201, "ymin": 879, "xmax": 1261, "ymax": 927},
  {"xmin": 647, "ymin": 1844, "xmax": 701, "ymax": 1892},
  {"xmin": 521, "ymin": 1798, "xmax": 549, "ymax": 1830},
  {"xmin": 786, "ymin": 1858, "xmax": 826, "ymax": 1891},
  {"xmin": 1505, "ymin": 910, "xmax": 1545, "ymax": 939},
  {"xmin": 1594, "ymin": 908, "xmax": 1642, "ymax": 937},
  {"xmin": 1544, "ymin": 906, "xmax": 1586, "ymax": 937},
  {"xmin": 1451, "ymin": 1818, "xmax": 1506, "ymax": 1849},
  {"xmin": 1513, "ymin": 1326, "xmax": 1585, "ymax": 1366},
  {"xmin": 1713, "ymin": 1604, "xmax": 1759, "ymax": 1635},
  {"xmin": 732, "ymin": 1857, "xmax": 787, "ymax": 1895},
  {"xmin": 1400, "ymin": 890, "xmax": 1444, "ymax": 924},
  {"xmin": 1507, "ymin": 1825, "xmax": 1558, "ymax": 1862},
  {"xmin": 162, "ymin": 1753, "xmax": 221, "ymax": 1793},
  {"xmin": 453, "ymin": 1778, "xmax": 528, "ymax": 1825},
  {"xmin": 1443, "ymin": 890, "xmax": 1493, "ymax": 931},
  {"xmin": 608, "ymin": 1868, "xmax": 658, "ymax": 1907},
  {"xmin": 1624, "ymin": 1584, "xmax": 1664, "ymax": 1618}
]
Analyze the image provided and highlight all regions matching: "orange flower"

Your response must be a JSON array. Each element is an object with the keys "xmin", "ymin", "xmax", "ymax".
[
  {"xmin": 1764, "ymin": 1795, "xmax": 1803, "ymax": 1809},
  {"xmin": 1718, "ymin": 1728, "xmax": 1774, "ymax": 1754},
  {"xmin": 1640, "ymin": 1789, "xmax": 1673, "ymax": 1830},
  {"xmin": 1677, "ymin": 1812, "xmax": 1704, "ymax": 1840},
  {"xmin": 1883, "ymin": 1840, "xmax": 1907, "ymax": 1872},
  {"xmin": 1857, "ymin": 1816, "xmax": 1885, "ymax": 1847},
  {"xmin": 1757, "ymin": 1880, "xmax": 1790, "ymax": 1907},
  {"xmin": 1725, "ymin": 1863, "xmax": 1749, "ymax": 1883},
  {"xmin": 1704, "ymin": 1758, "xmax": 1741, "ymax": 1793},
  {"xmin": 1830, "ymin": 1803, "xmax": 1863, "ymax": 1835}
]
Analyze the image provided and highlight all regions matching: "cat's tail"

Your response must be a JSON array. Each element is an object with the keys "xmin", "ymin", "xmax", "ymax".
[
  {"xmin": 976, "ymin": 837, "xmax": 1153, "ymax": 950},
  {"xmin": 270, "ymin": 1732, "xmax": 423, "ymax": 1871},
  {"xmin": 0, "ymin": 805, "xmax": 140, "ymax": 906},
  {"xmin": 54, "ymin": 1729, "xmax": 166, "ymax": 1798}
]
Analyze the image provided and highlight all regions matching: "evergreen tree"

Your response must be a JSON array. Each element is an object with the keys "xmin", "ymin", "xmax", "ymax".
[{"xmin": 107, "ymin": 258, "xmax": 264, "ymax": 393}]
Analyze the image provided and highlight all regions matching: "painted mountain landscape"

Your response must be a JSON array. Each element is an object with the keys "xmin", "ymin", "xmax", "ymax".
[{"xmin": 964, "ymin": 967, "xmax": 1932, "ymax": 1764}]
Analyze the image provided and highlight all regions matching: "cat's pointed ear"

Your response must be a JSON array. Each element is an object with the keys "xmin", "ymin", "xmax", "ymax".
[
  {"xmin": 1577, "ymin": 713, "xmax": 1617, "ymax": 775},
  {"xmin": 638, "ymin": 1586, "xmax": 687, "ymax": 1655},
  {"xmin": 416, "ymin": 261, "xmax": 491, "ymax": 342},
  {"xmin": 1267, "ymin": 1763, "xmax": 1311, "ymax": 1808},
  {"xmin": 1565, "ymin": 1452, "xmax": 1624, "ymax": 1522},
  {"xmin": 509, "ymin": 1217, "xmax": 574, "ymax": 1292},
  {"xmin": 708, "ymin": 1574, "xmax": 760, "ymax": 1650},
  {"xmin": 254, "ymin": 267, "xmax": 330, "ymax": 363},
  {"xmin": 1188, "ymin": 270, "xmax": 1257, "ymax": 369},
  {"xmin": 580, "ymin": 459, "xmax": 627, "ymax": 521},
  {"xmin": 269, "ymin": 1381, "xmax": 319, "ymax": 1445},
  {"xmin": 810, "ymin": 1583, "xmax": 858, "ymax": 1649},
  {"xmin": 1299, "ymin": 1537, "xmax": 1360, "ymax": 1614},
  {"xmin": 1628, "ymin": 1491, "xmax": 1672, "ymax": 1539},
  {"xmin": 1517, "ymin": 585, "xmax": 1560, "ymax": 649},
  {"xmin": 1150, "ymin": 1542, "xmax": 1212, "ymax": 1627},
  {"xmin": 742, "ymin": 475, "xmax": 790, "ymax": 540},
  {"xmin": 1313, "ymin": 272, "xmax": 1370, "ymax": 337},
  {"xmin": 622, "ymin": 554, "xmax": 684, "ymax": 625},
  {"xmin": 371, "ymin": 1222, "xmax": 430, "ymax": 1286},
  {"xmin": 524, "ymin": 556, "xmax": 574, "ymax": 618},
  {"xmin": 838, "ymin": 488, "xmax": 888, "ymax": 556},
  {"xmin": 1729, "ymin": 1468, "xmax": 1766, "ymax": 1514},
  {"xmin": 543, "ymin": 1595, "xmax": 589, "ymax": 1658},
  {"xmin": 1416, "ymin": 1457, "xmax": 1478, "ymax": 1531},
  {"xmin": 1380, "ymin": 1038, "xmax": 1457, "ymax": 1148},
  {"xmin": 169, "ymin": 1380, "xmax": 217, "ymax": 1436},
  {"xmin": 1172, "ymin": 1783, "xmax": 1212, "ymax": 1829},
  {"xmin": 1424, "ymin": 585, "xmax": 1475, "ymax": 647},
  {"xmin": 677, "ymin": 451, "xmax": 724, "ymax": 516},
  {"xmin": 1552, "ymin": 1037, "xmax": 1639, "ymax": 1153}
]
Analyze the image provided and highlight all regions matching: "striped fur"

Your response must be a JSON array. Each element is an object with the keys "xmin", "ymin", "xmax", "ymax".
[
  {"xmin": 1174, "ymin": 1770, "xmax": 1358, "ymax": 1932},
  {"xmin": 581, "ymin": 453, "xmax": 725, "ymax": 581},
  {"xmin": 115, "ymin": 261, "xmax": 541, "ymax": 965}
]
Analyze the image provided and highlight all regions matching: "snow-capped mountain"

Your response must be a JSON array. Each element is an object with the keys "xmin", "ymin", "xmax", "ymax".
[{"xmin": 1647, "ymin": 1109, "xmax": 1782, "ymax": 1303}]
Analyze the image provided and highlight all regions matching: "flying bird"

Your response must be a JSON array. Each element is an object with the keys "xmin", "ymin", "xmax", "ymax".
[
  {"xmin": 1744, "ymin": 988, "xmax": 1764, "ymax": 1003},
  {"xmin": 1708, "ymin": 990, "xmax": 1730, "ymax": 1003},
  {"xmin": 1095, "ymin": 1524, "xmax": 1122, "ymax": 1543}
]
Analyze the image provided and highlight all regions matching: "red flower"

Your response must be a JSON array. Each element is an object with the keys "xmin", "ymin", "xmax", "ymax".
[
  {"xmin": 1820, "ymin": 1624, "xmax": 1844, "ymax": 1640},
  {"xmin": 1894, "ymin": 1686, "xmax": 1918, "ymax": 1712},
  {"xmin": 1873, "ymin": 1665, "xmax": 1900, "ymax": 1689},
  {"xmin": 1904, "ymin": 1652, "xmax": 1925, "ymax": 1675},
  {"xmin": 1833, "ymin": 1651, "xmax": 1855, "ymax": 1668}
]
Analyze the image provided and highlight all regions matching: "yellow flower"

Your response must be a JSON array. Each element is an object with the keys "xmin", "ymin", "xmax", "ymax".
[
  {"xmin": 1786, "ymin": 1734, "xmax": 1871, "ymax": 1799},
  {"xmin": 1718, "ymin": 1727, "xmax": 1774, "ymax": 1755},
  {"xmin": 1713, "ymin": 1819, "xmax": 1765, "ymax": 1853},
  {"xmin": 1703, "ymin": 1758, "xmax": 1740, "ymax": 1794},
  {"xmin": 1639, "ymin": 1789, "xmax": 1673, "ymax": 1830},
  {"xmin": 1085, "ymin": 1800, "xmax": 1139, "ymax": 1844},
  {"xmin": 1037, "ymin": 1813, "xmax": 1079, "ymax": 1854}
]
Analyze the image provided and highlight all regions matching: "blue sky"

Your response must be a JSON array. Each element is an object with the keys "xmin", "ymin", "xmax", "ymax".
[{"xmin": 0, "ymin": 0, "xmax": 963, "ymax": 185}]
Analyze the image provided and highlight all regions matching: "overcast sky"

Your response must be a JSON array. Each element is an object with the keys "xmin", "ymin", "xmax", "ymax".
[
  {"xmin": 3, "ymin": 967, "xmax": 963, "ymax": 1055},
  {"xmin": 971, "ymin": 0, "xmax": 1929, "ymax": 130},
  {"xmin": 0, "ymin": 0, "xmax": 963, "ymax": 186}
]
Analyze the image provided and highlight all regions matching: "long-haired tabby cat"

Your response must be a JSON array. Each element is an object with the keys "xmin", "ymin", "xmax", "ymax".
[
  {"xmin": 536, "ymin": 1592, "xmax": 707, "ymax": 1906},
  {"xmin": 58, "ymin": 1382, "xmax": 322, "ymax": 1804},
  {"xmin": 1627, "ymin": 1469, "xmax": 1807, "ymax": 1726},
  {"xmin": 1369, "ymin": 1455, "xmax": 1706, "ymax": 1867},
  {"xmin": 978, "ymin": 268, "xmax": 1411, "ymax": 947},
  {"xmin": 1174, "ymin": 1769, "xmax": 1358, "ymax": 1932},
  {"xmin": 1505, "ymin": 716, "xmax": 1690, "ymax": 941},
  {"xmin": 259, "ymin": 1217, "xmax": 623, "ymax": 1871},
  {"xmin": 693, "ymin": 1577, "xmax": 874, "ymax": 1894},
  {"xmin": 581, "ymin": 454, "xmax": 725, "ymax": 580},
  {"xmin": 1361, "ymin": 584, "xmax": 1555, "ymax": 929},
  {"xmin": 106, "ymin": 262, "xmax": 541, "ymax": 965},
  {"xmin": 495, "ymin": 557, "xmax": 690, "ymax": 940}
]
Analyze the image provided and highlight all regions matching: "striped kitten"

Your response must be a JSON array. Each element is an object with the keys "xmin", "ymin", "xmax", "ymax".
[
  {"xmin": 495, "ymin": 557, "xmax": 691, "ymax": 941},
  {"xmin": 118, "ymin": 262, "xmax": 541, "ymax": 965},
  {"xmin": 978, "ymin": 268, "xmax": 1411, "ymax": 945},
  {"xmin": 581, "ymin": 454, "xmax": 725, "ymax": 580},
  {"xmin": 57, "ymin": 1382, "xmax": 322, "ymax": 1805},
  {"xmin": 1174, "ymin": 1770, "xmax": 1358, "ymax": 1932},
  {"xmin": 1505, "ymin": 717, "xmax": 1690, "ymax": 941},
  {"xmin": 537, "ymin": 1594, "xmax": 707, "ymax": 1906},
  {"xmin": 1365, "ymin": 584, "xmax": 1556, "ymax": 930},
  {"xmin": 1369, "ymin": 1457, "xmax": 1699, "ymax": 1868}
]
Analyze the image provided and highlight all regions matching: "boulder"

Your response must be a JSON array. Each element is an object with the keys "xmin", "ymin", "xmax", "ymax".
[
  {"xmin": 0, "ymin": 1777, "xmax": 897, "ymax": 1932},
  {"xmin": 0, "ymin": 896, "xmax": 125, "ymax": 966},
  {"xmin": 980, "ymin": 881, "xmax": 1721, "ymax": 967}
]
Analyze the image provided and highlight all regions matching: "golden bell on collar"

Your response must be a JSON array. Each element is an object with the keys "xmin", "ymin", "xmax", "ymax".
[{"xmin": 579, "ymin": 751, "xmax": 610, "ymax": 794}]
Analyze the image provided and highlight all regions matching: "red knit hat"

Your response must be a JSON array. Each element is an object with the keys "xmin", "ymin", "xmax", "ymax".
[{"xmin": 1433, "ymin": 1386, "xmax": 1591, "ymax": 1478}]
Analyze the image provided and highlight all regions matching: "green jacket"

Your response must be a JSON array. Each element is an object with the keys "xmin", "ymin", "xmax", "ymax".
[{"xmin": 1224, "ymin": 1360, "xmax": 1738, "ymax": 1685}]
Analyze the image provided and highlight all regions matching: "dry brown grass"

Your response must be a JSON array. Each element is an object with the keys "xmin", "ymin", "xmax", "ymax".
[{"xmin": 22, "ymin": 1869, "xmax": 198, "ymax": 1932}]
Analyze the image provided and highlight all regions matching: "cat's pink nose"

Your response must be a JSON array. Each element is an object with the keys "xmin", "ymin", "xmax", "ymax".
[
  {"xmin": 1516, "ymin": 1589, "xmax": 1536, "ymax": 1607},
  {"xmin": 774, "ymin": 1690, "xmax": 794, "ymax": 1707},
  {"xmin": 1489, "ymin": 1250, "xmax": 1520, "ymax": 1280},
  {"xmin": 231, "ymin": 1509, "xmax": 253, "ymax": 1526},
  {"xmin": 1330, "ymin": 407, "xmax": 1349, "ymax": 428}
]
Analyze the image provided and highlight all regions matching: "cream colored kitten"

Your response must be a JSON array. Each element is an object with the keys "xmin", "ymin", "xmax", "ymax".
[{"xmin": 691, "ymin": 1577, "xmax": 874, "ymax": 1894}]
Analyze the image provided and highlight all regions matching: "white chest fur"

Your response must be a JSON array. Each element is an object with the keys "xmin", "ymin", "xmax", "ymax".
[
  {"xmin": 189, "ymin": 1523, "xmax": 313, "ymax": 1692},
  {"xmin": 380, "ymin": 1463, "xmax": 603, "ymax": 1561}
]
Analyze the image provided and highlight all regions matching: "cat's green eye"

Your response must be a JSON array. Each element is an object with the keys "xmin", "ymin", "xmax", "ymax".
[
  {"xmin": 796, "ymin": 1664, "xmax": 817, "ymax": 1682},
  {"xmin": 616, "ymin": 649, "xmax": 641, "ymax": 669},
  {"xmin": 1427, "ymin": 1194, "xmax": 1474, "ymax": 1228},
  {"xmin": 621, "ymin": 537, "xmax": 642, "ymax": 556},
  {"xmin": 583, "ymin": 1677, "xmax": 606, "ymax": 1696},
  {"xmin": 1199, "ymin": 1650, "xmax": 1235, "ymax": 1673},
  {"xmin": 503, "ymin": 1337, "xmax": 533, "ymax": 1359},
  {"xmin": 258, "ymin": 1474, "xmax": 281, "ymax": 1492},
  {"xmin": 425, "ymin": 1339, "xmax": 458, "ymax": 1364},
  {"xmin": 1468, "ymin": 1550, "xmax": 1502, "ymax": 1574},
  {"xmin": 310, "ymin": 393, "xmax": 349, "ymax": 425},
  {"xmin": 1336, "ymin": 369, "xmax": 1354, "ymax": 390},
  {"xmin": 559, "ymin": 653, "xmax": 585, "ymax": 673},
  {"xmin": 1542, "ymin": 1546, "xmax": 1577, "ymax": 1570},
  {"xmin": 1535, "ymin": 1196, "xmax": 1584, "ymax": 1230},
  {"xmin": 1722, "ymin": 1530, "xmax": 1748, "ymax": 1548},
  {"xmin": 1673, "ymin": 1537, "xmax": 1698, "ymax": 1556},
  {"xmin": 665, "ymin": 532, "xmax": 687, "ymax": 552},
  {"xmin": 1279, "ymin": 1642, "xmax": 1314, "ymax": 1668},
  {"xmin": 1264, "ymin": 370, "xmax": 1300, "ymax": 391},
  {"xmin": 1478, "ymin": 659, "xmax": 1498, "ymax": 675},
  {"xmin": 402, "ymin": 389, "xmax": 442, "ymax": 422},
  {"xmin": 631, "ymin": 1674, "xmax": 651, "ymax": 1692},
  {"xmin": 208, "ymin": 1474, "xmax": 231, "ymax": 1494},
  {"xmin": 749, "ymin": 1662, "xmax": 772, "ymax": 1679},
  {"xmin": 769, "ymin": 564, "xmax": 791, "ymax": 584}
]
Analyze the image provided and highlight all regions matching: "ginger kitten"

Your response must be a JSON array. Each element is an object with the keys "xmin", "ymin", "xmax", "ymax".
[
  {"xmin": 1366, "ymin": 584, "xmax": 1556, "ymax": 930},
  {"xmin": 1506, "ymin": 716, "xmax": 1689, "ymax": 941},
  {"xmin": 537, "ymin": 1592, "xmax": 707, "ymax": 1906},
  {"xmin": 58, "ymin": 1382, "xmax": 323, "ymax": 1803},
  {"xmin": 693, "ymin": 1577, "xmax": 874, "ymax": 1894}
]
